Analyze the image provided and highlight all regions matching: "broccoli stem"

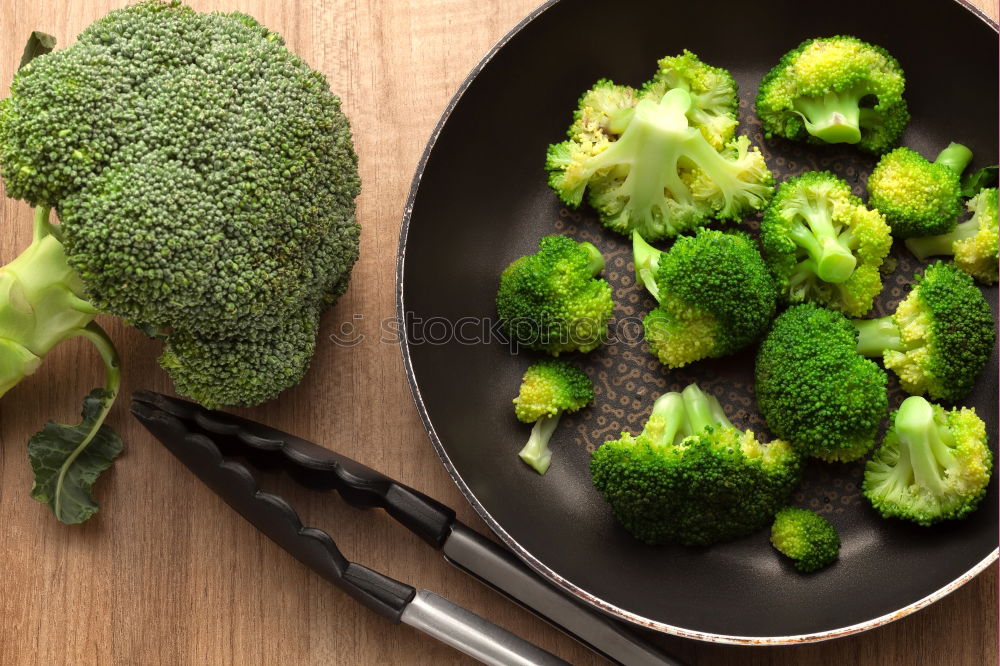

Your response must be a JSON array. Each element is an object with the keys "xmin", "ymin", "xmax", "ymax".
[
  {"xmin": 792, "ymin": 88, "xmax": 864, "ymax": 144},
  {"xmin": 787, "ymin": 201, "xmax": 857, "ymax": 283},
  {"xmin": 519, "ymin": 414, "xmax": 560, "ymax": 474},
  {"xmin": 0, "ymin": 206, "xmax": 102, "ymax": 396},
  {"xmin": 852, "ymin": 316, "xmax": 903, "ymax": 357},
  {"xmin": 934, "ymin": 142, "xmax": 973, "ymax": 176},
  {"xmin": 682, "ymin": 383, "xmax": 734, "ymax": 433},
  {"xmin": 580, "ymin": 242, "xmax": 605, "ymax": 276},
  {"xmin": 645, "ymin": 391, "xmax": 688, "ymax": 446},
  {"xmin": 632, "ymin": 232, "xmax": 664, "ymax": 302},
  {"xmin": 894, "ymin": 396, "xmax": 957, "ymax": 495},
  {"xmin": 905, "ymin": 218, "xmax": 979, "ymax": 260}
]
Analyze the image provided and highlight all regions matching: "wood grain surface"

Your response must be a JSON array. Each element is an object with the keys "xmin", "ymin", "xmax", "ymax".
[{"xmin": 0, "ymin": 1, "xmax": 996, "ymax": 664}]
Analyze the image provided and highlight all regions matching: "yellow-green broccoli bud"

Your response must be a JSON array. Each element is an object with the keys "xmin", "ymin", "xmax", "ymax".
[
  {"xmin": 852, "ymin": 262, "xmax": 995, "ymax": 402},
  {"xmin": 755, "ymin": 36, "xmax": 909, "ymax": 154},
  {"xmin": 512, "ymin": 359, "xmax": 594, "ymax": 474},
  {"xmin": 863, "ymin": 397, "xmax": 992, "ymax": 526},
  {"xmin": 770, "ymin": 508, "xmax": 840, "ymax": 572},
  {"xmin": 868, "ymin": 143, "xmax": 973, "ymax": 238}
]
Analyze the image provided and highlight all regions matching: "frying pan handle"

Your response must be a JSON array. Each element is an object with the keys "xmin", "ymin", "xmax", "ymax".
[{"xmin": 133, "ymin": 391, "xmax": 457, "ymax": 548}]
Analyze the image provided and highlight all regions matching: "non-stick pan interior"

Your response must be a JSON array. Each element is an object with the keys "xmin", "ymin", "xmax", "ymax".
[{"xmin": 399, "ymin": 0, "xmax": 999, "ymax": 641}]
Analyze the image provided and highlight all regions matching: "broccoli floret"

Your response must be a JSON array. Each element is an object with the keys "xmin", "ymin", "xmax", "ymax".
[
  {"xmin": 496, "ymin": 236, "xmax": 613, "ymax": 355},
  {"xmin": 863, "ymin": 396, "xmax": 992, "ymax": 526},
  {"xmin": 755, "ymin": 36, "xmax": 909, "ymax": 154},
  {"xmin": 761, "ymin": 172, "xmax": 892, "ymax": 317},
  {"xmin": 590, "ymin": 383, "xmax": 801, "ymax": 546},
  {"xmin": 906, "ymin": 187, "xmax": 999, "ymax": 284},
  {"xmin": 755, "ymin": 304, "xmax": 888, "ymax": 462},
  {"xmin": 512, "ymin": 359, "xmax": 594, "ymax": 474},
  {"xmin": 852, "ymin": 262, "xmax": 995, "ymax": 402},
  {"xmin": 0, "ymin": 1, "xmax": 359, "ymax": 521},
  {"xmin": 641, "ymin": 50, "xmax": 739, "ymax": 150},
  {"xmin": 770, "ymin": 508, "xmax": 840, "ymax": 572},
  {"xmin": 634, "ymin": 228, "xmax": 777, "ymax": 368},
  {"xmin": 547, "ymin": 80, "xmax": 773, "ymax": 242},
  {"xmin": 867, "ymin": 143, "xmax": 973, "ymax": 238}
]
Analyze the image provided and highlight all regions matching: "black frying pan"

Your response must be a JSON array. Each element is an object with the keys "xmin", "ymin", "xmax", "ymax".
[{"xmin": 397, "ymin": 0, "xmax": 999, "ymax": 643}]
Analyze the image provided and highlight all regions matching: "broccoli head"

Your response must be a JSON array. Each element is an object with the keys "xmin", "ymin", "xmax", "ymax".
[
  {"xmin": 634, "ymin": 228, "xmax": 777, "ymax": 368},
  {"xmin": 0, "ymin": 1, "xmax": 359, "ymax": 522},
  {"xmin": 867, "ymin": 143, "xmax": 973, "ymax": 238},
  {"xmin": 770, "ymin": 508, "xmax": 840, "ymax": 572},
  {"xmin": 547, "ymin": 76, "xmax": 773, "ymax": 242},
  {"xmin": 496, "ymin": 235, "xmax": 613, "ymax": 356},
  {"xmin": 755, "ymin": 304, "xmax": 888, "ymax": 462},
  {"xmin": 906, "ymin": 187, "xmax": 999, "ymax": 285},
  {"xmin": 761, "ymin": 172, "xmax": 892, "ymax": 317},
  {"xmin": 853, "ymin": 262, "xmax": 995, "ymax": 402},
  {"xmin": 755, "ymin": 36, "xmax": 909, "ymax": 154},
  {"xmin": 590, "ymin": 383, "xmax": 801, "ymax": 546},
  {"xmin": 863, "ymin": 396, "xmax": 992, "ymax": 526},
  {"xmin": 512, "ymin": 359, "xmax": 594, "ymax": 474}
]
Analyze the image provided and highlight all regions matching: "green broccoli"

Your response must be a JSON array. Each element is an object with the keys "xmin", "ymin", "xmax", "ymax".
[
  {"xmin": 633, "ymin": 228, "xmax": 777, "ymax": 368},
  {"xmin": 496, "ymin": 235, "xmax": 613, "ymax": 356},
  {"xmin": 0, "ymin": 1, "xmax": 360, "ymax": 522},
  {"xmin": 761, "ymin": 172, "xmax": 892, "ymax": 316},
  {"xmin": 867, "ymin": 143, "xmax": 974, "ymax": 238},
  {"xmin": 852, "ymin": 262, "xmax": 995, "ymax": 402},
  {"xmin": 755, "ymin": 304, "xmax": 888, "ymax": 462},
  {"xmin": 863, "ymin": 396, "xmax": 992, "ymax": 526},
  {"xmin": 755, "ymin": 36, "xmax": 909, "ymax": 154},
  {"xmin": 512, "ymin": 359, "xmax": 594, "ymax": 474},
  {"xmin": 905, "ymin": 187, "xmax": 999, "ymax": 285},
  {"xmin": 547, "ymin": 74, "xmax": 773, "ymax": 242},
  {"xmin": 590, "ymin": 383, "xmax": 801, "ymax": 546},
  {"xmin": 770, "ymin": 508, "xmax": 840, "ymax": 572}
]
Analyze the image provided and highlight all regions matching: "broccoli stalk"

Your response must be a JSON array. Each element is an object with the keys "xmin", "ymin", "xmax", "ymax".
[
  {"xmin": 0, "ymin": 206, "xmax": 122, "ymax": 523},
  {"xmin": 933, "ymin": 142, "xmax": 974, "ymax": 176},
  {"xmin": 852, "ymin": 317, "xmax": 903, "ymax": 358},
  {"xmin": 792, "ymin": 85, "xmax": 868, "ymax": 144},
  {"xmin": 518, "ymin": 415, "xmax": 561, "ymax": 474},
  {"xmin": 632, "ymin": 232, "xmax": 663, "ymax": 302},
  {"xmin": 782, "ymin": 192, "xmax": 858, "ymax": 283}
]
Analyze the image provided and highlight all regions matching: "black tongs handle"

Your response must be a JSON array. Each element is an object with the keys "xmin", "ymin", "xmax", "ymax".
[{"xmin": 133, "ymin": 391, "xmax": 457, "ymax": 548}]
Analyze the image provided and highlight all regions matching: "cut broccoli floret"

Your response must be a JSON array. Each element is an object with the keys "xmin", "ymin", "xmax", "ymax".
[
  {"xmin": 755, "ymin": 36, "xmax": 909, "ymax": 154},
  {"xmin": 852, "ymin": 262, "xmax": 995, "ymax": 402},
  {"xmin": 906, "ymin": 187, "xmax": 999, "ymax": 284},
  {"xmin": 761, "ymin": 172, "xmax": 892, "ymax": 316},
  {"xmin": 634, "ymin": 228, "xmax": 777, "ymax": 368},
  {"xmin": 770, "ymin": 508, "xmax": 840, "ymax": 572},
  {"xmin": 547, "ymin": 80, "xmax": 773, "ymax": 242},
  {"xmin": 512, "ymin": 359, "xmax": 594, "ymax": 474},
  {"xmin": 868, "ymin": 143, "xmax": 973, "ymax": 238},
  {"xmin": 590, "ymin": 383, "xmax": 801, "ymax": 546},
  {"xmin": 496, "ymin": 236, "xmax": 613, "ymax": 355},
  {"xmin": 756, "ymin": 304, "xmax": 888, "ymax": 462},
  {"xmin": 863, "ymin": 396, "xmax": 992, "ymax": 526}
]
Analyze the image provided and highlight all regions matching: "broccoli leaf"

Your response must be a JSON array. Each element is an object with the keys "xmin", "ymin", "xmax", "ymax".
[
  {"xmin": 28, "ymin": 388, "xmax": 123, "ymax": 524},
  {"xmin": 18, "ymin": 32, "xmax": 56, "ymax": 71},
  {"xmin": 962, "ymin": 166, "xmax": 998, "ymax": 197}
]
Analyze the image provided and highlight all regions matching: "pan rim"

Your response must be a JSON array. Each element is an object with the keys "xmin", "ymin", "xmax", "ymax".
[{"xmin": 395, "ymin": 0, "xmax": 999, "ymax": 644}]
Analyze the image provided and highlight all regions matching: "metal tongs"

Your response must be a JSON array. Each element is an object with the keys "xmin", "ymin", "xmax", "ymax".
[{"xmin": 130, "ymin": 391, "xmax": 679, "ymax": 666}]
